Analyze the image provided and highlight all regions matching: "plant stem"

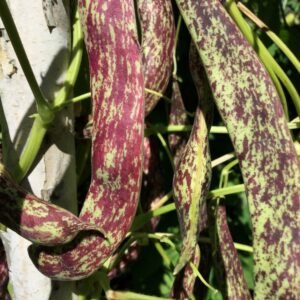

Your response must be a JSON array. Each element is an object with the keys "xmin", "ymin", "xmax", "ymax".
[
  {"xmin": 154, "ymin": 242, "xmax": 172, "ymax": 267},
  {"xmin": 219, "ymin": 159, "xmax": 239, "ymax": 188},
  {"xmin": 156, "ymin": 133, "xmax": 175, "ymax": 170},
  {"xmin": 225, "ymin": 0, "xmax": 300, "ymax": 117},
  {"xmin": 211, "ymin": 153, "xmax": 235, "ymax": 168},
  {"xmin": 132, "ymin": 184, "xmax": 246, "ymax": 231},
  {"xmin": 145, "ymin": 122, "xmax": 300, "ymax": 136},
  {"xmin": 53, "ymin": 8, "xmax": 84, "ymax": 108},
  {"xmin": 0, "ymin": 0, "xmax": 54, "ymax": 125},
  {"xmin": 14, "ymin": 116, "xmax": 47, "ymax": 182},
  {"xmin": 14, "ymin": 6, "xmax": 83, "ymax": 181},
  {"xmin": 173, "ymin": 15, "xmax": 182, "ymax": 77},
  {"xmin": 145, "ymin": 88, "xmax": 172, "ymax": 103},
  {"xmin": 190, "ymin": 262, "xmax": 219, "ymax": 295},
  {"xmin": 57, "ymin": 92, "xmax": 91, "ymax": 109},
  {"xmin": 198, "ymin": 236, "xmax": 253, "ymax": 253},
  {"xmin": 237, "ymin": 2, "xmax": 300, "ymax": 72}
]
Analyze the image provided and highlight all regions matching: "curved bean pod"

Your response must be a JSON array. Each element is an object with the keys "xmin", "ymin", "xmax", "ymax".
[
  {"xmin": 189, "ymin": 44, "xmax": 214, "ymax": 235},
  {"xmin": 137, "ymin": 0, "xmax": 175, "ymax": 115},
  {"xmin": 0, "ymin": 164, "xmax": 105, "ymax": 246},
  {"xmin": 109, "ymin": 137, "xmax": 165, "ymax": 279},
  {"xmin": 28, "ymin": 0, "xmax": 144, "ymax": 280},
  {"xmin": 173, "ymin": 45, "xmax": 212, "ymax": 274},
  {"xmin": 176, "ymin": 0, "xmax": 300, "ymax": 297}
]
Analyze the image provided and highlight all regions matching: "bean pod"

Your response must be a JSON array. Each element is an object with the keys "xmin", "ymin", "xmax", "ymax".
[
  {"xmin": 0, "ymin": 0, "xmax": 144, "ymax": 281},
  {"xmin": 0, "ymin": 164, "xmax": 106, "ymax": 246},
  {"xmin": 168, "ymin": 80, "xmax": 189, "ymax": 167},
  {"xmin": 137, "ymin": 0, "xmax": 175, "ymax": 115},
  {"xmin": 209, "ymin": 204, "xmax": 251, "ymax": 299},
  {"xmin": 171, "ymin": 245, "xmax": 200, "ymax": 300},
  {"xmin": 175, "ymin": 0, "xmax": 300, "ymax": 297},
  {"xmin": 173, "ymin": 44, "xmax": 212, "ymax": 274}
]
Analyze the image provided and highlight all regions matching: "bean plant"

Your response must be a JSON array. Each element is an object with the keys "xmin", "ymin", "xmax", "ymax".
[{"xmin": 0, "ymin": 0, "xmax": 299, "ymax": 299}]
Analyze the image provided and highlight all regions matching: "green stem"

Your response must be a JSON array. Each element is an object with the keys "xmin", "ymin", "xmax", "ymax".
[
  {"xmin": 219, "ymin": 159, "xmax": 239, "ymax": 188},
  {"xmin": 237, "ymin": 2, "xmax": 300, "ymax": 72},
  {"xmin": 173, "ymin": 15, "xmax": 182, "ymax": 77},
  {"xmin": 132, "ymin": 232, "xmax": 175, "ymax": 248},
  {"xmin": 0, "ymin": 0, "xmax": 54, "ymax": 125},
  {"xmin": 145, "ymin": 122, "xmax": 300, "ymax": 136},
  {"xmin": 190, "ymin": 262, "xmax": 219, "ymax": 295},
  {"xmin": 56, "ymin": 92, "xmax": 91, "ymax": 110},
  {"xmin": 154, "ymin": 242, "xmax": 172, "ymax": 267},
  {"xmin": 132, "ymin": 184, "xmax": 246, "ymax": 231},
  {"xmin": 265, "ymin": 33, "xmax": 299, "ymax": 70},
  {"xmin": 225, "ymin": 0, "xmax": 300, "ymax": 117},
  {"xmin": 198, "ymin": 236, "xmax": 253, "ymax": 253},
  {"xmin": 60, "ymin": 89, "xmax": 172, "ymax": 109},
  {"xmin": 14, "ymin": 116, "xmax": 47, "ymax": 182},
  {"xmin": 53, "ymin": 8, "xmax": 84, "ymax": 108},
  {"xmin": 211, "ymin": 153, "xmax": 235, "ymax": 168},
  {"xmin": 15, "ymin": 6, "xmax": 83, "ymax": 180},
  {"xmin": 151, "ymin": 190, "xmax": 173, "ymax": 210},
  {"xmin": 156, "ymin": 133, "xmax": 175, "ymax": 170},
  {"xmin": 145, "ymin": 88, "xmax": 172, "ymax": 103},
  {"xmin": 109, "ymin": 237, "xmax": 135, "ymax": 270},
  {"xmin": 209, "ymin": 184, "xmax": 245, "ymax": 198}
]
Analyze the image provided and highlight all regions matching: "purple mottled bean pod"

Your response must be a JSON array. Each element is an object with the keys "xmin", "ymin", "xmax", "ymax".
[
  {"xmin": 171, "ymin": 245, "xmax": 200, "ymax": 299},
  {"xmin": 172, "ymin": 45, "xmax": 212, "ymax": 274},
  {"xmin": 137, "ymin": 0, "xmax": 175, "ymax": 115},
  {"xmin": 209, "ymin": 205, "xmax": 251, "ymax": 299},
  {"xmin": 176, "ymin": 0, "xmax": 300, "ymax": 297},
  {"xmin": 0, "ymin": 165, "xmax": 105, "ymax": 246},
  {"xmin": 168, "ymin": 80, "xmax": 189, "ymax": 167},
  {"xmin": 27, "ymin": 0, "xmax": 144, "ymax": 280}
]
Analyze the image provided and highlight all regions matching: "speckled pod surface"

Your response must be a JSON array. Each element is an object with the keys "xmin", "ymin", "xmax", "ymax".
[
  {"xmin": 171, "ymin": 245, "xmax": 200, "ymax": 300},
  {"xmin": 168, "ymin": 80, "xmax": 189, "ymax": 167},
  {"xmin": 0, "ymin": 165, "xmax": 105, "ymax": 246},
  {"xmin": 109, "ymin": 137, "xmax": 165, "ymax": 279},
  {"xmin": 172, "ymin": 45, "xmax": 212, "ymax": 274},
  {"xmin": 176, "ymin": 0, "xmax": 300, "ymax": 297},
  {"xmin": 209, "ymin": 205, "xmax": 251, "ymax": 299},
  {"xmin": 137, "ymin": 0, "xmax": 175, "ymax": 115},
  {"xmin": 28, "ymin": 0, "xmax": 144, "ymax": 280},
  {"xmin": 190, "ymin": 43, "xmax": 213, "ymax": 236}
]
